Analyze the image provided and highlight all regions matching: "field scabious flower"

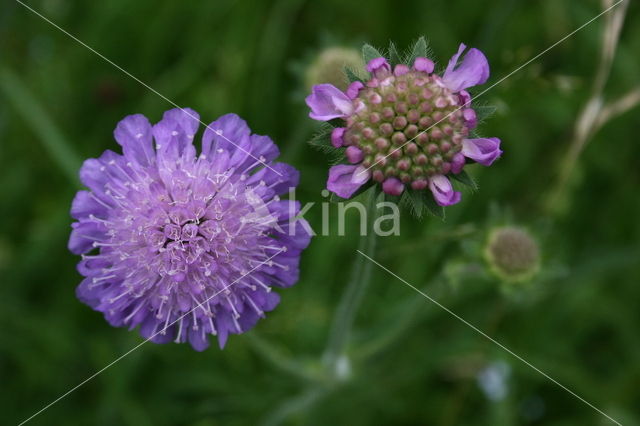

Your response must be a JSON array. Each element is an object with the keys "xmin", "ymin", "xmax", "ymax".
[
  {"xmin": 306, "ymin": 39, "xmax": 502, "ymax": 209},
  {"xmin": 68, "ymin": 109, "xmax": 311, "ymax": 350}
]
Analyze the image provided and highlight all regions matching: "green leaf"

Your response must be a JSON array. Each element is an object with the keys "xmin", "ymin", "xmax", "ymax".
[
  {"xmin": 362, "ymin": 43, "xmax": 383, "ymax": 64},
  {"xmin": 450, "ymin": 170, "xmax": 478, "ymax": 191},
  {"xmin": 388, "ymin": 41, "xmax": 402, "ymax": 66},
  {"xmin": 344, "ymin": 66, "xmax": 363, "ymax": 84}
]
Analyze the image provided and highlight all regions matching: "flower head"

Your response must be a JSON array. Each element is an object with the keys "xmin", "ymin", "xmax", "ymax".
[
  {"xmin": 69, "ymin": 109, "xmax": 311, "ymax": 350},
  {"xmin": 484, "ymin": 226, "xmax": 539, "ymax": 283},
  {"xmin": 306, "ymin": 40, "xmax": 502, "ymax": 207}
]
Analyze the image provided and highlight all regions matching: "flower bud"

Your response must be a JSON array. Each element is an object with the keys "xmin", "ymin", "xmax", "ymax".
[
  {"xmin": 306, "ymin": 47, "xmax": 365, "ymax": 91},
  {"xmin": 484, "ymin": 226, "xmax": 540, "ymax": 283}
]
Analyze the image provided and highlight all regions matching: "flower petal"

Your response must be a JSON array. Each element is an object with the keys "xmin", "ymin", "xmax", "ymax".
[
  {"xmin": 346, "ymin": 81, "xmax": 364, "ymax": 99},
  {"xmin": 462, "ymin": 137, "xmax": 502, "ymax": 166},
  {"xmin": 305, "ymin": 84, "xmax": 354, "ymax": 121},
  {"xmin": 331, "ymin": 127, "xmax": 346, "ymax": 147},
  {"xmin": 382, "ymin": 177, "xmax": 405, "ymax": 196},
  {"xmin": 345, "ymin": 146, "xmax": 364, "ymax": 164},
  {"xmin": 366, "ymin": 57, "xmax": 391, "ymax": 77},
  {"xmin": 451, "ymin": 153, "xmax": 466, "ymax": 174},
  {"xmin": 113, "ymin": 114, "xmax": 155, "ymax": 166},
  {"xmin": 327, "ymin": 164, "xmax": 370, "ymax": 199},
  {"xmin": 443, "ymin": 43, "xmax": 490, "ymax": 92},
  {"xmin": 201, "ymin": 113, "xmax": 252, "ymax": 161},
  {"xmin": 463, "ymin": 108, "xmax": 477, "ymax": 129},
  {"xmin": 152, "ymin": 108, "xmax": 200, "ymax": 161},
  {"xmin": 413, "ymin": 57, "xmax": 434, "ymax": 73},
  {"xmin": 428, "ymin": 175, "xmax": 462, "ymax": 206}
]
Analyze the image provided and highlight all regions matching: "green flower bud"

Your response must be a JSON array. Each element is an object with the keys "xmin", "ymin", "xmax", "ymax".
[
  {"xmin": 306, "ymin": 47, "xmax": 365, "ymax": 91},
  {"xmin": 484, "ymin": 226, "xmax": 540, "ymax": 283}
]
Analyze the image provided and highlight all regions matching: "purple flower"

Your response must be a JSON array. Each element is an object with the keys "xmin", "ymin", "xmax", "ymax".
[
  {"xmin": 305, "ymin": 41, "xmax": 500, "ymax": 207},
  {"xmin": 69, "ymin": 109, "xmax": 311, "ymax": 350},
  {"xmin": 305, "ymin": 84, "xmax": 354, "ymax": 120}
]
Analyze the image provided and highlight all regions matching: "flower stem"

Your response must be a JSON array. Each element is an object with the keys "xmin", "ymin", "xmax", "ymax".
[
  {"xmin": 322, "ymin": 188, "xmax": 380, "ymax": 378},
  {"xmin": 0, "ymin": 67, "xmax": 82, "ymax": 186}
]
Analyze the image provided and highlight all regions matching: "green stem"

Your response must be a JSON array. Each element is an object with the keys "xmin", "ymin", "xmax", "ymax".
[
  {"xmin": 245, "ymin": 332, "xmax": 320, "ymax": 383},
  {"xmin": 354, "ymin": 278, "xmax": 442, "ymax": 360},
  {"xmin": 0, "ymin": 67, "xmax": 81, "ymax": 186},
  {"xmin": 322, "ymin": 188, "xmax": 380, "ymax": 376}
]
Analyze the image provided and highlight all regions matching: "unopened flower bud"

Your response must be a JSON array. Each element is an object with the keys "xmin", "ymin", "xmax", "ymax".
[{"xmin": 484, "ymin": 226, "xmax": 540, "ymax": 283}]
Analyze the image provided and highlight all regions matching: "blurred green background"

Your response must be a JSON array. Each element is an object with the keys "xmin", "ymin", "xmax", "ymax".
[{"xmin": 1, "ymin": 0, "xmax": 640, "ymax": 425}]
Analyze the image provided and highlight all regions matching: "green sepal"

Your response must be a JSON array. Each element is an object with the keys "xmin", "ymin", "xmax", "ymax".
[
  {"xmin": 423, "ymin": 191, "xmax": 446, "ymax": 219},
  {"xmin": 387, "ymin": 41, "xmax": 402, "ymax": 66},
  {"xmin": 474, "ymin": 103, "xmax": 497, "ymax": 123},
  {"xmin": 399, "ymin": 187, "xmax": 445, "ymax": 219},
  {"xmin": 450, "ymin": 170, "xmax": 478, "ymax": 192},
  {"xmin": 362, "ymin": 43, "xmax": 384, "ymax": 64},
  {"xmin": 308, "ymin": 123, "xmax": 334, "ymax": 149},
  {"xmin": 344, "ymin": 66, "xmax": 363, "ymax": 84},
  {"xmin": 405, "ymin": 36, "xmax": 433, "ymax": 66}
]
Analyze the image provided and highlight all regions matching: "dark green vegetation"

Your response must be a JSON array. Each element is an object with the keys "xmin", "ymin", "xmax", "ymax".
[{"xmin": 1, "ymin": 0, "xmax": 639, "ymax": 425}]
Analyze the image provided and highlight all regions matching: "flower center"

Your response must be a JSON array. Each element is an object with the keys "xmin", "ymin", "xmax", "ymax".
[
  {"xmin": 99, "ymin": 167, "xmax": 277, "ymax": 285},
  {"xmin": 344, "ymin": 71, "xmax": 470, "ymax": 185}
]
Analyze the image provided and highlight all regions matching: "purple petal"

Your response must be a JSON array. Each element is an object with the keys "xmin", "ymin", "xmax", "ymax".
[
  {"xmin": 345, "ymin": 146, "xmax": 364, "ymax": 164},
  {"xmin": 327, "ymin": 164, "xmax": 370, "ymax": 199},
  {"xmin": 366, "ymin": 57, "xmax": 391, "ymax": 77},
  {"xmin": 305, "ymin": 84, "xmax": 354, "ymax": 121},
  {"xmin": 459, "ymin": 90, "xmax": 472, "ymax": 107},
  {"xmin": 152, "ymin": 108, "xmax": 200, "ymax": 160},
  {"xmin": 201, "ymin": 113, "xmax": 252, "ymax": 159},
  {"xmin": 451, "ymin": 153, "xmax": 466, "ymax": 174},
  {"xmin": 413, "ymin": 57, "xmax": 435, "ymax": 73},
  {"xmin": 234, "ymin": 133, "xmax": 280, "ymax": 174},
  {"xmin": 68, "ymin": 221, "xmax": 106, "ymax": 254},
  {"xmin": 394, "ymin": 64, "xmax": 410, "ymax": 76},
  {"xmin": 463, "ymin": 108, "xmax": 477, "ymax": 129},
  {"xmin": 346, "ymin": 81, "xmax": 364, "ymax": 99},
  {"xmin": 462, "ymin": 137, "xmax": 502, "ymax": 166},
  {"xmin": 331, "ymin": 127, "xmax": 346, "ymax": 148},
  {"xmin": 113, "ymin": 114, "xmax": 155, "ymax": 166},
  {"xmin": 71, "ymin": 190, "xmax": 108, "ymax": 220},
  {"xmin": 428, "ymin": 175, "xmax": 462, "ymax": 206},
  {"xmin": 443, "ymin": 43, "xmax": 490, "ymax": 92},
  {"xmin": 188, "ymin": 325, "xmax": 210, "ymax": 352},
  {"xmin": 382, "ymin": 177, "xmax": 405, "ymax": 196}
]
